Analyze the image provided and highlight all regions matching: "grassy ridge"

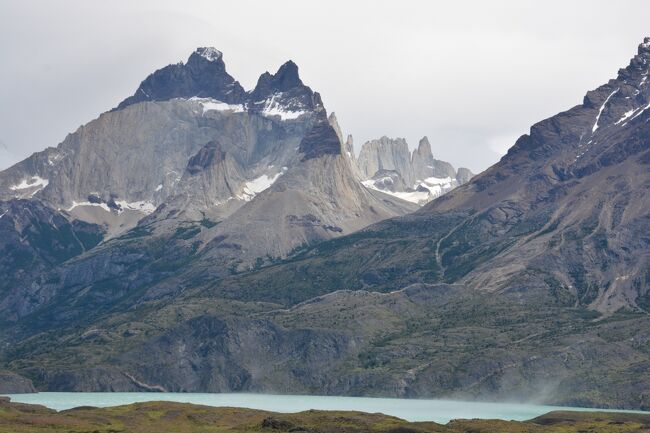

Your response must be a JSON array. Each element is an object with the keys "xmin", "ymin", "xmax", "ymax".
[{"xmin": 1, "ymin": 397, "xmax": 650, "ymax": 433}]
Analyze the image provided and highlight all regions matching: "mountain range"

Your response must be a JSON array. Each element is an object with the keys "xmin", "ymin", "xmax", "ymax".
[
  {"xmin": 0, "ymin": 39, "xmax": 649, "ymax": 410},
  {"xmin": 357, "ymin": 136, "xmax": 473, "ymax": 205}
]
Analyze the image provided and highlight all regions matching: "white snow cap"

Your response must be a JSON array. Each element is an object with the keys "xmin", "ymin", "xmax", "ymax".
[{"xmin": 195, "ymin": 47, "xmax": 223, "ymax": 62}]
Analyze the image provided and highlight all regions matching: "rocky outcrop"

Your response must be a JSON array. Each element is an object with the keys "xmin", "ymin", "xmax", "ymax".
[
  {"xmin": 367, "ymin": 169, "xmax": 409, "ymax": 193},
  {"xmin": 345, "ymin": 135, "xmax": 355, "ymax": 161}
]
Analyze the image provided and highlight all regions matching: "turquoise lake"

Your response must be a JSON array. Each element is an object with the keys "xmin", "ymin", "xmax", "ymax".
[{"xmin": 3, "ymin": 392, "xmax": 647, "ymax": 424}]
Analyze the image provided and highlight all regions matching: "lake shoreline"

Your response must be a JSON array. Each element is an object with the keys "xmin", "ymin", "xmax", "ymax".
[
  {"xmin": 3, "ymin": 392, "xmax": 648, "ymax": 424},
  {"xmin": 2, "ymin": 396, "xmax": 650, "ymax": 433}
]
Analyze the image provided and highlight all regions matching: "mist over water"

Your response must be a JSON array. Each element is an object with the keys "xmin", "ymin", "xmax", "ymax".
[{"xmin": 4, "ymin": 393, "xmax": 647, "ymax": 423}]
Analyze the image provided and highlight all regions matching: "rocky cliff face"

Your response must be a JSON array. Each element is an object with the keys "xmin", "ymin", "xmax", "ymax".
[{"xmin": 357, "ymin": 136, "xmax": 474, "ymax": 205}]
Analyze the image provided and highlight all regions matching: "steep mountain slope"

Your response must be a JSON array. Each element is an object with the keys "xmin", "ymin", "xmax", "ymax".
[
  {"xmin": 358, "ymin": 136, "xmax": 473, "ymax": 204},
  {"xmin": 0, "ymin": 200, "xmax": 104, "ymax": 322}
]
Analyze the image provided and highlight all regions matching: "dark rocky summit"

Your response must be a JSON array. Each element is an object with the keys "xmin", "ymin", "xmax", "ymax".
[{"xmin": 116, "ymin": 47, "xmax": 247, "ymax": 109}]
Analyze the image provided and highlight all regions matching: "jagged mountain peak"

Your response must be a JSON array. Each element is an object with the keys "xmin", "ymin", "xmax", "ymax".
[
  {"xmin": 499, "ymin": 37, "xmax": 650, "ymax": 179},
  {"xmin": 617, "ymin": 36, "xmax": 650, "ymax": 79},
  {"xmin": 116, "ymin": 47, "xmax": 246, "ymax": 109},
  {"xmin": 249, "ymin": 60, "xmax": 315, "ymax": 116},
  {"xmin": 192, "ymin": 47, "xmax": 223, "ymax": 62},
  {"xmin": 250, "ymin": 60, "xmax": 304, "ymax": 96},
  {"xmin": 357, "ymin": 134, "xmax": 472, "ymax": 205},
  {"xmin": 413, "ymin": 136, "xmax": 433, "ymax": 159},
  {"xmin": 327, "ymin": 112, "xmax": 344, "ymax": 143},
  {"xmin": 273, "ymin": 60, "xmax": 303, "ymax": 89}
]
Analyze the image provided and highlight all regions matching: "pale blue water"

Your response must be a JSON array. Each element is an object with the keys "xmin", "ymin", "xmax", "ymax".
[{"xmin": 2, "ymin": 392, "xmax": 646, "ymax": 424}]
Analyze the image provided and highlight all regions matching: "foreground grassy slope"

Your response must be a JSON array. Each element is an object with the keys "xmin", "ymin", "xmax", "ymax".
[{"xmin": 1, "ymin": 397, "xmax": 650, "ymax": 433}]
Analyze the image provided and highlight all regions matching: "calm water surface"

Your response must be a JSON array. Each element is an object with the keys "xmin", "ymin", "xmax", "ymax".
[{"xmin": 3, "ymin": 392, "xmax": 646, "ymax": 424}]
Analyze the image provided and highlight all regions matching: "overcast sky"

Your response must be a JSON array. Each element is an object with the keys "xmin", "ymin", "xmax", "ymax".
[{"xmin": 0, "ymin": 0, "xmax": 649, "ymax": 173}]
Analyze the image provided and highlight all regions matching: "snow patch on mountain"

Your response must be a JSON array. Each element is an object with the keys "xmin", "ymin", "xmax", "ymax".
[
  {"xmin": 629, "ymin": 101, "xmax": 650, "ymax": 121},
  {"xmin": 67, "ymin": 199, "xmax": 156, "ymax": 214},
  {"xmin": 67, "ymin": 201, "xmax": 111, "ymax": 212},
  {"xmin": 10, "ymin": 176, "xmax": 49, "ymax": 191},
  {"xmin": 9, "ymin": 176, "xmax": 49, "ymax": 196},
  {"xmin": 615, "ymin": 108, "xmax": 638, "ymax": 124},
  {"xmin": 190, "ymin": 97, "xmax": 245, "ymax": 115},
  {"xmin": 259, "ymin": 93, "xmax": 307, "ymax": 120},
  {"xmin": 238, "ymin": 168, "xmax": 287, "ymax": 201},
  {"xmin": 362, "ymin": 179, "xmax": 430, "ymax": 205},
  {"xmin": 115, "ymin": 200, "xmax": 157, "ymax": 214},
  {"xmin": 592, "ymin": 88, "xmax": 619, "ymax": 133},
  {"xmin": 195, "ymin": 47, "xmax": 223, "ymax": 62}
]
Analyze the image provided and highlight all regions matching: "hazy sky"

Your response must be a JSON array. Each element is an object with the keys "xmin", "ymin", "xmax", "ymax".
[{"xmin": 0, "ymin": 0, "xmax": 649, "ymax": 173}]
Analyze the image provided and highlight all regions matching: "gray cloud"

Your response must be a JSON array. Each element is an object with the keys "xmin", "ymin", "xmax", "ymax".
[{"xmin": 0, "ymin": 0, "xmax": 649, "ymax": 173}]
